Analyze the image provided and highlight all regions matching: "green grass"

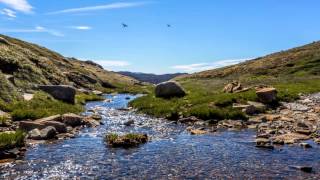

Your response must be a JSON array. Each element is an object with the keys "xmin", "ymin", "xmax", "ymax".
[
  {"xmin": 275, "ymin": 79, "xmax": 320, "ymax": 101},
  {"xmin": 3, "ymin": 92, "xmax": 84, "ymax": 121},
  {"xmin": 0, "ymin": 115, "xmax": 8, "ymax": 125},
  {"xmin": 75, "ymin": 93, "xmax": 104, "ymax": 105},
  {"xmin": 130, "ymin": 77, "xmax": 320, "ymax": 121},
  {"xmin": 0, "ymin": 130, "xmax": 26, "ymax": 150}
]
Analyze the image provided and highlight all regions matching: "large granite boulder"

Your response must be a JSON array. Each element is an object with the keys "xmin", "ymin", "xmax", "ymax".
[
  {"xmin": 28, "ymin": 126, "xmax": 57, "ymax": 140},
  {"xmin": 19, "ymin": 119, "xmax": 67, "ymax": 133},
  {"xmin": 155, "ymin": 81, "xmax": 186, "ymax": 98},
  {"xmin": 39, "ymin": 85, "xmax": 76, "ymax": 104},
  {"xmin": 256, "ymin": 87, "xmax": 277, "ymax": 103}
]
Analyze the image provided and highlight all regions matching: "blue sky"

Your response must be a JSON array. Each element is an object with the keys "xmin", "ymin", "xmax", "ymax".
[{"xmin": 0, "ymin": 0, "xmax": 319, "ymax": 74}]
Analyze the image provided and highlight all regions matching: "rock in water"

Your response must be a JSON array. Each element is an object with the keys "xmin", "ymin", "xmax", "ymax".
[
  {"xmin": 155, "ymin": 81, "xmax": 186, "ymax": 98},
  {"xmin": 299, "ymin": 142, "xmax": 312, "ymax": 148},
  {"xmin": 123, "ymin": 120, "xmax": 135, "ymax": 126},
  {"xmin": 39, "ymin": 85, "xmax": 76, "ymax": 104},
  {"xmin": 256, "ymin": 87, "xmax": 277, "ymax": 103},
  {"xmin": 40, "ymin": 126, "xmax": 57, "ymax": 140},
  {"xmin": 106, "ymin": 133, "xmax": 148, "ymax": 148},
  {"xmin": 290, "ymin": 166, "xmax": 313, "ymax": 173},
  {"xmin": 61, "ymin": 113, "xmax": 84, "ymax": 127},
  {"xmin": 190, "ymin": 129, "xmax": 207, "ymax": 135}
]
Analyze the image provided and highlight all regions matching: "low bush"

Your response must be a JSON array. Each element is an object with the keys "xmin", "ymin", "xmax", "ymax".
[{"xmin": 5, "ymin": 92, "xmax": 83, "ymax": 121}]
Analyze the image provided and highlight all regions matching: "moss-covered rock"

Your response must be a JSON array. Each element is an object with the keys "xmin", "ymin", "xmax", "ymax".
[{"xmin": 106, "ymin": 133, "xmax": 148, "ymax": 148}]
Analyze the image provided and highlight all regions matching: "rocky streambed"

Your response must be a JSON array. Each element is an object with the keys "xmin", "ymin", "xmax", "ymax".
[{"xmin": 0, "ymin": 94, "xmax": 320, "ymax": 179}]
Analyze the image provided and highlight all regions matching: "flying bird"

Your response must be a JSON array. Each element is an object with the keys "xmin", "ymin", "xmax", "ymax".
[
  {"xmin": 167, "ymin": 24, "xmax": 171, "ymax": 28},
  {"xmin": 122, "ymin": 23, "xmax": 128, "ymax": 28}
]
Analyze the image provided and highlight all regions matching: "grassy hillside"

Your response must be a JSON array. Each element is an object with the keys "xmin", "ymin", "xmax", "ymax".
[
  {"xmin": 131, "ymin": 41, "xmax": 320, "ymax": 120},
  {"xmin": 0, "ymin": 34, "xmax": 148, "ymax": 102}
]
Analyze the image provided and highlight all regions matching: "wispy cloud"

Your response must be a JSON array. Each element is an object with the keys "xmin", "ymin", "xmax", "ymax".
[
  {"xmin": 171, "ymin": 58, "xmax": 251, "ymax": 72},
  {"xmin": 0, "ymin": 0, "xmax": 32, "ymax": 13},
  {"xmin": 70, "ymin": 26, "xmax": 92, "ymax": 30},
  {"xmin": 93, "ymin": 60, "xmax": 130, "ymax": 68},
  {"xmin": 48, "ymin": 2, "xmax": 149, "ymax": 15},
  {"xmin": 0, "ymin": 26, "xmax": 64, "ymax": 37},
  {"xmin": 1, "ymin": 8, "xmax": 16, "ymax": 18}
]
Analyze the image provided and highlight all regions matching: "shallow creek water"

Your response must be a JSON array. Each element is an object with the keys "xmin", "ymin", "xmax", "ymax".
[{"xmin": 1, "ymin": 94, "xmax": 319, "ymax": 179}]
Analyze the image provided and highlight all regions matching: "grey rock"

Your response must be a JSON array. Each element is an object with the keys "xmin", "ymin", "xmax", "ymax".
[
  {"xmin": 19, "ymin": 121, "xmax": 46, "ymax": 132},
  {"xmin": 155, "ymin": 81, "xmax": 186, "ymax": 98},
  {"xmin": 39, "ymin": 85, "xmax": 76, "ymax": 104},
  {"xmin": 290, "ymin": 166, "xmax": 313, "ymax": 173},
  {"xmin": 35, "ymin": 115, "xmax": 61, "ymax": 123},
  {"xmin": 40, "ymin": 126, "xmax": 57, "ymax": 140},
  {"xmin": 256, "ymin": 88, "xmax": 277, "ymax": 103},
  {"xmin": 284, "ymin": 103, "xmax": 310, "ymax": 112},
  {"xmin": 42, "ymin": 121, "xmax": 67, "ymax": 133},
  {"xmin": 247, "ymin": 101, "xmax": 267, "ymax": 112},
  {"xmin": 61, "ymin": 113, "xmax": 84, "ymax": 127},
  {"xmin": 28, "ymin": 129, "xmax": 42, "ymax": 140},
  {"xmin": 92, "ymin": 90, "xmax": 103, "ymax": 96},
  {"xmin": 299, "ymin": 142, "xmax": 312, "ymax": 148},
  {"xmin": 124, "ymin": 120, "xmax": 135, "ymax": 126},
  {"xmin": 178, "ymin": 116, "xmax": 201, "ymax": 124}
]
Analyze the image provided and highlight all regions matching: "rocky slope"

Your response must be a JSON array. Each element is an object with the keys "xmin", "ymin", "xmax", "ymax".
[
  {"xmin": 118, "ymin": 71, "xmax": 187, "ymax": 84},
  {"xmin": 0, "ymin": 35, "xmax": 142, "ymax": 102}
]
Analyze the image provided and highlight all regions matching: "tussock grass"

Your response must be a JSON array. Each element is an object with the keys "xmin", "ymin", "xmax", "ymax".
[
  {"xmin": 131, "ymin": 77, "xmax": 320, "ymax": 121},
  {"xmin": 75, "ymin": 93, "xmax": 104, "ymax": 105},
  {"xmin": 4, "ymin": 92, "xmax": 84, "ymax": 121},
  {"xmin": 0, "ymin": 130, "xmax": 25, "ymax": 150},
  {"xmin": 0, "ymin": 115, "xmax": 8, "ymax": 125}
]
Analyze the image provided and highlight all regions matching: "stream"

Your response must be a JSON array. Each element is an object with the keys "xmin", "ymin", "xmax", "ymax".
[{"xmin": 0, "ymin": 94, "xmax": 319, "ymax": 179}]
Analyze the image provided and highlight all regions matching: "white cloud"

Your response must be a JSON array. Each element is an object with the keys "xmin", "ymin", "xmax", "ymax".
[
  {"xmin": 0, "ymin": 8, "xmax": 16, "ymax": 18},
  {"xmin": 48, "ymin": 2, "xmax": 148, "ymax": 15},
  {"xmin": 0, "ymin": 26, "xmax": 64, "ymax": 37},
  {"xmin": 0, "ymin": 0, "xmax": 32, "ymax": 13},
  {"xmin": 171, "ymin": 58, "xmax": 252, "ymax": 72},
  {"xmin": 70, "ymin": 26, "xmax": 92, "ymax": 30},
  {"xmin": 93, "ymin": 60, "xmax": 130, "ymax": 68}
]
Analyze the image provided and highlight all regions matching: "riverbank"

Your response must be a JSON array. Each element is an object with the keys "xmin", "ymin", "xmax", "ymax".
[
  {"xmin": 0, "ymin": 91, "xmax": 105, "ymax": 162},
  {"xmin": 130, "ymin": 80, "xmax": 320, "ymax": 149}
]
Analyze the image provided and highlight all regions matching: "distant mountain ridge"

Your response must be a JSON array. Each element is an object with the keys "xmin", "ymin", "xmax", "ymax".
[{"xmin": 118, "ymin": 72, "xmax": 187, "ymax": 84}]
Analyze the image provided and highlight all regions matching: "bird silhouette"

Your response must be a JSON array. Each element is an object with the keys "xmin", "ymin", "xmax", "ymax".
[
  {"xmin": 122, "ymin": 23, "xmax": 128, "ymax": 28},
  {"xmin": 167, "ymin": 24, "xmax": 171, "ymax": 28}
]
